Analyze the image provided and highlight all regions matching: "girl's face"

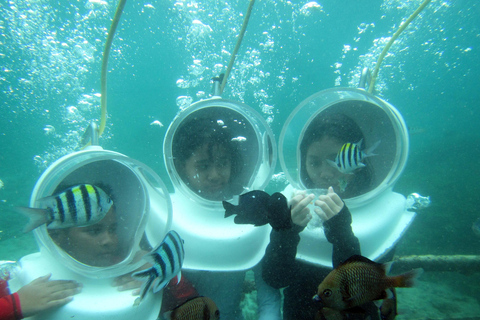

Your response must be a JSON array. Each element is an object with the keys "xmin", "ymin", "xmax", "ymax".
[
  {"xmin": 304, "ymin": 136, "xmax": 354, "ymax": 193},
  {"xmin": 183, "ymin": 143, "xmax": 232, "ymax": 200}
]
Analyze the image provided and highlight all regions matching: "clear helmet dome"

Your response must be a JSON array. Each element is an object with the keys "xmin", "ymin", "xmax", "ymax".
[
  {"xmin": 279, "ymin": 87, "xmax": 409, "ymax": 206},
  {"xmin": 164, "ymin": 98, "xmax": 276, "ymax": 208},
  {"xmin": 31, "ymin": 147, "xmax": 172, "ymax": 278}
]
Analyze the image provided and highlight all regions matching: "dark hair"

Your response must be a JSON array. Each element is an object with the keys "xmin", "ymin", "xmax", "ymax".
[
  {"xmin": 300, "ymin": 112, "xmax": 374, "ymax": 197},
  {"xmin": 172, "ymin": 116, "xmax": 243, "ymax": 193}
]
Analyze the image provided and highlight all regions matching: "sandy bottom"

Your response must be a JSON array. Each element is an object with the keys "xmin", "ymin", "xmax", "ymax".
[{"xmin": 241, "ymin": 270, "xmax": 480, "ymax": 320}]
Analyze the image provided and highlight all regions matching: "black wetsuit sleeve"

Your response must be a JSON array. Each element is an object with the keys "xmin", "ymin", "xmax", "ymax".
[
  {"xmin": 261, "ymin": 224, "xmax": 305, "ymax": 289},
  {"xmin": 261, "ymin": 204, "xmax": 360, "ymax": 288},
  {"xmin": 323, "ymin": 204, "xmax": 361, "ymax": 267}
]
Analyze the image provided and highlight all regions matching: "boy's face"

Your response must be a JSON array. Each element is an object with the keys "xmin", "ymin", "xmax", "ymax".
[
  {"xmin": 62, "ymin": 206, "xmax": 120, "ymax": 267},
  {"xmin": 183, "ymin": 143, "xmax": 232, "ymax": 201}
]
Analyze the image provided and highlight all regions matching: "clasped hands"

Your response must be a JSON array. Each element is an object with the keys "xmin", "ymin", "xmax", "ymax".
[{"xmin": 290, "ymin": 186, "xmax": 344, "ymax": 227}]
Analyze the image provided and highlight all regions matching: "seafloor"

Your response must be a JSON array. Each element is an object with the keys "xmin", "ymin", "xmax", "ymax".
[
  {"xmin": 241, "ymin": 270, "xmax": 480, "ymax": 320},
  {"xmin": 2, "ymin": 233, "xmax": 480, "ymax": 319}
]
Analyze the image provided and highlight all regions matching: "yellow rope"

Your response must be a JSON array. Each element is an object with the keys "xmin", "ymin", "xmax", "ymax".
[
  {"xmin": 98, "ymin": 0, "xmax": 127, "ymax": 137},
  {"xmin": 219, "ymin": 0, "xmax": 256, "ymax": 95},
  {"xmin": 368, "ymin": 0, "xmax": 432, "ymax": 93}
]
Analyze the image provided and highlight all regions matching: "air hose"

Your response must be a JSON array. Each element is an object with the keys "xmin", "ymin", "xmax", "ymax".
[{"xmin": 368, "ymin": 0, "xmax": 432, "ymax": 93}]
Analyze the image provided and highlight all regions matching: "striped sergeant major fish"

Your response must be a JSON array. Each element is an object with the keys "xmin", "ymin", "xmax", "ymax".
[
  {"xmin": 132, "ymin": 230, "xmax": 185, "ymax": 306},
  {"xmin": 327, "ymin": 139, "xmax": 380, "ymax": 174},
  {"xmin": 16, "ymin": 184, "xmax": 113, "ymax": 233}
]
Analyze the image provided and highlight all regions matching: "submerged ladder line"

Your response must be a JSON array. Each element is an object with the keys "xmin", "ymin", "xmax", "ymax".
[
  {"xmin": 368, "ymin": 0, "xmax": 432, "ymax": 93},
  {"xmin": 219, "ymin": 0, "xmax": 256, "ymax": 95},
  {"xmin": 98, "ymin": 0, "xmax": 127, "ymax": 137}
]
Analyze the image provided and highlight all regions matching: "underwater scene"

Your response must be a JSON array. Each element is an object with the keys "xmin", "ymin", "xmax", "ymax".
[{"xmin": 1, "ymin": 0, "xmax": 479, "ymax": 319}]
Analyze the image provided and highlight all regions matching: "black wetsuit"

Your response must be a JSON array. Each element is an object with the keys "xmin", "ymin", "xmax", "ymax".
[{"xmin": 261, "ymin": 205, "xmax": 381, "ymax": 320}]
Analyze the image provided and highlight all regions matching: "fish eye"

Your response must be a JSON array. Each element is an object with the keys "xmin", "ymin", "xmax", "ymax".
[{"xmin": 323, "ymin": 289, "xmax": 332, "ymax": 297}]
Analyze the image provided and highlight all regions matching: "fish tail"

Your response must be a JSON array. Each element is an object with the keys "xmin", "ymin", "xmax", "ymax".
[
  {"xmin": 326, "ymin": 159, "xmax": 339, "ymax": 169},
  {"xmin": 15, "ymin": 207, "xmax": 51, "ymax": 233},
  {"xmin": 389, "ymin": 268, "xmax": 424, "ymax": 287},
  {"xmin": 222, "ymin": 201, "xmax": 235, "ymax": 218},
  {"xmin": 364, "ymin": 140, "xmax": 381, "ymax": 157},
  {"xmin": 152, "ymin": 278, "xmax": 169, "ymax": 293},
  {"xmin": 162, "ymin": 310, "xmax": 173, "ymax": 319},
  {"xmin": 132, "ymin": 270, "xmax": 156, "ymax": 306}
]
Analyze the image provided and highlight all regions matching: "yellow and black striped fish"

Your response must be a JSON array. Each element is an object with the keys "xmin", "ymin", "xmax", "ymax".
[
  {"xmin": 327, "ymin": 139, "xmax": 380, "ymax": 174},
  {"xmin": 16, "ymin": 184, "xmax": 113, "ymax": 233},
  {"xmin": 132, "ymin": 230, "xmax": 185, "ymax": 306}
]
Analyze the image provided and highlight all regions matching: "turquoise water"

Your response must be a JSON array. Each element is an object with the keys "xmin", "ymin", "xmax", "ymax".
[{"xmin": 1, "ymin": 0, "xmax": 479, "ymax": 318}]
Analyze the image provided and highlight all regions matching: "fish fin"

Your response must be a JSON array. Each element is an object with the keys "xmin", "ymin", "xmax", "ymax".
[
  {"xmin": 222, "ymin": 201, "xmax": 236, "ymax": 218},
  {"xmin": 340, "ymin": 255, "xmax": 378, "ymax": 266},
  {"xmin": 389, "ymin": 268, "xmax": 423, "ymax": 287},
  {"xmin": 375, "ymin": 290, "xmax": 389, "ymax": 301},
  {"xmin": 35, "ymin": 195, "xmax": 57, "ymax": 206},
  {"xmin": 385, "ymin": 288, "xmax": 395, "ymax": 299},
  {"xmin": 152, "ymin": 278, "xmax": 169, "ymax": 293},
  {"xmin": 132, "ymin": 272, "xmax": 156, "ymax": 306},
  {"xmin": 175, "ymin": 271, "xmax": 182, "ymax": 284},
  {"xmin": 15, "ymin": 207, "xmax": 51, "ymax": 233},
  {"xmin": 140, "ymin": 251, "xmax": 161, "ymax": 267},
  {"xmin": 326, "ymin": 159, "xmax": 339, "ymax": 169},
  {"xmin": 344, "ymin": 306, "xmax": 368, "ymax": 314},
  {"xmin": 356, "ymin": 138, "xmax": 364, "ymax": 148},
  {"xmin": 382, "ymin": 261, "xmax": 394, "ymax": 274},
  {"xmin": 132, "ymin": 267, "xmax": 156, "ymax": 279},
  {"xmin": 340, "ymin": 255, "xmax": 390, "ymax": 279},
  {"xmin": 345, "ymin": 290, "xmax": 365, "ymax": 303},
  {"xmin": 326, "ymin": 159, "xmax": 356, "ymax": 174},
  {"xmin": 364, "ymin": 140, "xmax": 381, "ymax": 157},
  {"xmin": 162, "ymin": 310, "xmax": 172, "ymax": 320}
]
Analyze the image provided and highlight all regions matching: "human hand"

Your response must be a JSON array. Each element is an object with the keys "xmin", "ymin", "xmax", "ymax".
[
  {"xmin": 112, "ymin": 262, "xmax": 151, "ymax": 295},
  {"xmin": 289, "ymin": 191, "xmax": 315, "ymax": 227},
  {"xmin": 313, "ymin": 187, "xmax": 344, "ymax": 222},
  {"xmin": 17, "ymin": 274, "xmax": 82, "ymax": 318}
]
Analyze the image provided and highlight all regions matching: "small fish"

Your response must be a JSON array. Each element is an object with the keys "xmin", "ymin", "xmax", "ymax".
[
  {"xmin": 472, "ymin": 218, "xmax": 480, "ymax": 238},
  {"xmin": 132, "ymin": 230, "xmax": 185, "ymax": 306},
  {"xmin": 163, "ymin": 296, "xmax": 220, "ymax": 320},
  {"xmin": 327, "ymin": 140, "xmax": 380, "ymax": 174},
  {"xmin": 16, "ymin": 184, "xmax": 113, "ymax": 233},
  {"xmin": 223, "ymin": 190, "xmax": 292, "ymax": 230},
  {"xmin": 313, "ymin": 255, "xmax": 422, "ymax": 311}
]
